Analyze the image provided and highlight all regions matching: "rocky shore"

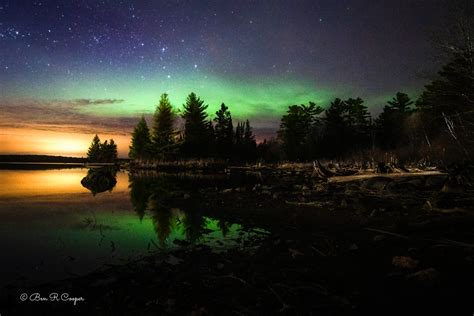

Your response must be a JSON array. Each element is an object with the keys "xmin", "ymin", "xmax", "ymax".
[{"xmin": 2, "ymin": 164, "xmax": 474, "ymax": 315}]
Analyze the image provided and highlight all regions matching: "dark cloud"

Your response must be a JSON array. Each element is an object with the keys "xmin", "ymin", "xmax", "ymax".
[
  {"xmin": 0, "ymin": 99, "xmax": 135, "ymax": 135},
  {"xmin": 71, "ymin": 99, "xmax": 125, "ymax": 106}
]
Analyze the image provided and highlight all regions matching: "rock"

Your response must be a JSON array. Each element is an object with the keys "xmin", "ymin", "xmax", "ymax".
[
  {"xmin": 221, "ymin": 188, "xmax": 233, "ymax": 194},
  {"xmin": 81, "ymin": 168, "xmax": 117, "ymax": 195},
  {"xmin": 165, "ymin": 255, "xmax": 183, "ymax": 266},
  {"xmin": 272, "ymin": 193, "xmax": 280, "ymax": 199},
  {"xmin": 392, "ymin": 256, "xmax": 419, "ymax": 270},
  {"xmin": 406, "ymin": 268, "xmax": 439, "ymax": 286},
  {"xmin": 183, "ymin": 193, "xmax": 191, "ymax": 200},
  {"xmin": 261, "ymin": 190, "xmax": 272, "ymax": 196}
]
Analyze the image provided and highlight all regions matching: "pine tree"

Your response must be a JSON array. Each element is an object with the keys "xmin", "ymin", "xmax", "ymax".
[
  {"xmin": 376, "ymin": 92, "xmax": 414, "ymax": 150},
  {"xmin": 278, "ymin": 102, "xmax": 322, "ymax": 160},
  {"xmin": 213, "ymin": 103, "xmax": 234, "ymax": 159},
  {"xmin": 323, "ymin": 98, "xmax": 351, "ymax": 158},
  {"xmin": 129, "ymin": 116, "xmax": 152, "ymax": 159},
  {"xmin": 87, "ymin": 134, "xmax": 102, "ymax": 162},
  {"xmin": 243, "ymin": 120, "xmax": 257, "ymax": 161},
  {"xmin": 181, "ymin": 92, "xmax": 209, "ymax": 157},
  {"xmin": 345, "ymin": 97, "xmax": 371, "ymax": 151},
  {"xmin": 206, "ymin": 119, "xmax": 216, "ymax": 157},
  {"xmin": 99, "ymin": 140, "xmax": 109, "ymax": 162},
  {"xmin": 388, "ymin": 92, "xmax": 414, "ymax": 113},
  {"xmin": 108, "ymin": 139, "xmax": 118, "ymax": 162},
  {"xmin": 152, "ymin": 93, "xmax": 176, "ymax": 158}
]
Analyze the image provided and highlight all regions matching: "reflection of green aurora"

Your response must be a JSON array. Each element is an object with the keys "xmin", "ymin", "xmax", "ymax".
[{"xmin": 128, "ymin": 173, "xmax": 266, "ymax": 249}]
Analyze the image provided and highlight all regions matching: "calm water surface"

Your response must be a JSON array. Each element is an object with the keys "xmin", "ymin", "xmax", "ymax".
[{"xmin": 0, "ymin": 168, "xmax": 265, "ymax": 288}]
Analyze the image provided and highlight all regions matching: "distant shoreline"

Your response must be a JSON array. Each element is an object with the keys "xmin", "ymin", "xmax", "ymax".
[
  {"xmin": 0, "ymin": 155, "xmax": 129, "ymax": 170},
  {"xmin": 0, "ymin": 154, "xmax": 86, "ymax": 163},
  {"xmin": 0, "ymin": 154, "xmax": 129, "ymax": 163}
]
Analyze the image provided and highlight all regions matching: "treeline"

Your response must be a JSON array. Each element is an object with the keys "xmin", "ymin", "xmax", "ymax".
[
  {"xmin": 129, "ymin": 93, "xmax": 257, "ymax": 162},
  {"xmin": 272, "ymin": 93, "xmax": 414, "ymax": 161},
  {"xmin": 128, "ymin": 31, "xmax": 473, "ymax": 164},
  {"xmin": 86, "ymin": 135, "xmax": 118, "ymax": 163},
  {"xmin": 0, "ymin": 155, "xmax": 86, "ymax": 163},
  {"xmin": 271, "ymin": 36, "xmax": 474, "ymax": 163}
]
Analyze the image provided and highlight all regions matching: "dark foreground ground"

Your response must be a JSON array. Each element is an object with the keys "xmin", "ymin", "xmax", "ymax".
[{"xmin": 2, "ymin": 167, "xmax": 474, "ymax": 315}]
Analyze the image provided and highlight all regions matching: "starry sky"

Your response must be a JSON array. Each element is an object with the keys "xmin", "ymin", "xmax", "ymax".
[{"xmin": 0, "ymin": 0, "xmax": 445, "ymax": 157}]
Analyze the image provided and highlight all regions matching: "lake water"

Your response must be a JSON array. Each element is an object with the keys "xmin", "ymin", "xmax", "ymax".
[{"xmin": 0, "ymin": 167, "xmax": 266, "ymax": 289}]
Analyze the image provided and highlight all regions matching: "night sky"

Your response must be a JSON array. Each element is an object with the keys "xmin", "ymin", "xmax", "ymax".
[{"xmin": 0, "ymin": 0, "xmax": 445, "ymax": 156}]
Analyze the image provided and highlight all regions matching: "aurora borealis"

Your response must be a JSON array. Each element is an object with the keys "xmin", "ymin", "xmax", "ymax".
[{"xmin": 0, "ymin": 1, "xmax": 444, "ymax": 157}]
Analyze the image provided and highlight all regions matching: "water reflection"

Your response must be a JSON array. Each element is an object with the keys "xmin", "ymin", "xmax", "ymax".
[
  {"xmin": 128, "ymin": 173, "xmax": 261, "ymax": 248},
  {"xmin": 81, "ymin": 167, "xmax": 117, "ymax": 195},
  {"xmin": 0, "ymin": 168, "xmax": 267, "ymax": 289}
]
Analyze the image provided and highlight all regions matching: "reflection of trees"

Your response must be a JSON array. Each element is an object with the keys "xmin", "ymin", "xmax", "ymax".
[
  {"xmin": 129, "ymin": 174, "xmax": 177, "ymax": 247},
  {"xmin": 182, "ymin": 209, "xmax": 207, "ymax": 243},
  {"xmin": 128, "ymin": 173, "xmax": 234, "ymax": 245},
  {"xmin": 149, "ymin": 195, "xmax": 173, "ymax": 248},
  {"xmin": 81, "ymin": 167, "xmax": 117, "ymax": 196},
  {"xmin": 218, "ymin": 219, "xmax": 230, "ymax": 237},
  {"xmin": 128, "ymin": 174, "xmax": 153, "ymax": 221}
]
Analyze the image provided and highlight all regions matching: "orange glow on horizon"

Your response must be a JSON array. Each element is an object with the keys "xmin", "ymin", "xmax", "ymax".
[
  {"xmin": 0, "ymin": 128, "xmax": 130, "ymax": 158},
  {"xmin": 0, "ymin": 169, "xmax": 130, "ymax": 197}
]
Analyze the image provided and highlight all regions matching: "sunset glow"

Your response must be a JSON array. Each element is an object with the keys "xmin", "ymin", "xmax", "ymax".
[{"xmin": 0, "ymin": 128, "xmax": 130, "ymax": 157}]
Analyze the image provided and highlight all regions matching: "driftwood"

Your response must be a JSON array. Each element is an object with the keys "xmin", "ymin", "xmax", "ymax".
[{"xmin": 313, "ymin": 160, "xmax": 359, "ymax": 179}]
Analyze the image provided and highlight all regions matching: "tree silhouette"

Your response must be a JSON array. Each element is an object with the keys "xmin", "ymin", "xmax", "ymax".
[
  {"xmin": 346, "ymin": 97, "xmax": 371, "ymax": 151},
  {"xmin": 128, "ymin": 174, "xmax": 152, "ymax": 221},
  {"xmin": 214, "ymin": 103, "xmax": 234, "ymax": 159},
  {"xmin": 243, "ymin": 120, "xmax": 257, "ymax": 161},
  {"xmin": 107, "ymin": 139, "xmax": 118, "ymax": 161},
  {"xmin": 86, "ymin": 135, "xmax": 118, "ymax": 163},
  {"xmin": 376, "ymin": 92, "xmax": 414, "ymax": 150},
  {"xmin": 388, "ymin": 92, "xmax": 414, "ymax": 113},
  {"xmin": 181, "ymin": 92, "xmax": 210, "ymax": 157},
  {"xmin": 278, "ymin": 102, "xmax": 322, "ymax": 160},
  {"xmin": 152, "ymin": 93, "xmax": 177, "ymax": 159},
  {"xmin": 87, "ymin": 134, "xmax": 102, "ymax": 162},
  {"xmin": 322, "ymin": 98, "xmax": 351, "ymax": 158},
  {"xmin": 417, "ymin": 52, "xmax": 474, "ymax": 158},
  {"xmin": 129, "ymin": 116, "xmax": 152, "ymax": 159},
  {"xmin": 149, "ymin": 197, "xmax": 173, "ymax": 248},
  {"xmin": 346, "ymin": 97, "xmax": 370, "ymax": 127}
]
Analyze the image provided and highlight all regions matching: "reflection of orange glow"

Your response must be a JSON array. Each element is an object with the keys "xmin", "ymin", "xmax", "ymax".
[
  {"xmin": 0, "ymin": 128, "xmax": 130, "ymax": 157},
  {"xmin": 0, "ymin": 169, "xmax": 129, "ymax": 197}
]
